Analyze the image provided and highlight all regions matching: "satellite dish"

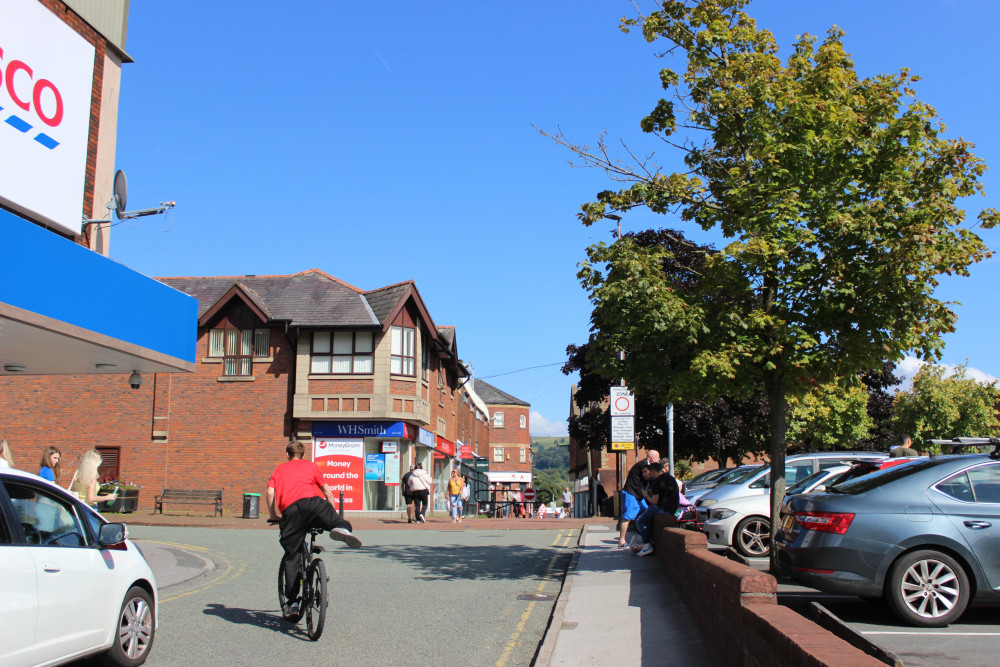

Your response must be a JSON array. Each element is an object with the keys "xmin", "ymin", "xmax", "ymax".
[{"xmin": 114, "ymin": 170, "xmax": 128, "ymax": 219}]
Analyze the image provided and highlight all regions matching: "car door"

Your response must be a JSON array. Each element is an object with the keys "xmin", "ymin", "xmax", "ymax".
[
  {"xmin": 0, "ymin": 478, "xmax": 39, "ymax": 666},
  {"xmin": 931, "ymin": 462, "xmax": 1000, "ymax": 592},
  {"xmin": 5, "ymin": 478, "xmax": 113, "ymax": 664}
]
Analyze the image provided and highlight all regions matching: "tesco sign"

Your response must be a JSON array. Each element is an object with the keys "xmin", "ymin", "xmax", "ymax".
[{"xmin": 1, "ymin": 0, "xmax": 96, "ymax": 236}]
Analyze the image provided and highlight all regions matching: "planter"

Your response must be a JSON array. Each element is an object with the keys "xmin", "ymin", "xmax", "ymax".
[{"xmin": 98, "ymin": 489, "xmax": 140, "ymax": 513}]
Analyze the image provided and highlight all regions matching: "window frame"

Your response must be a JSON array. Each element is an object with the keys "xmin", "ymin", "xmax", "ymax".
[
  {"xmin": 519, "ymin": 414, "xmax": 526, "ymax": 429},
  {"xmin": 493, "ymin": 447, "xmax": 504, "ymax": 463},
  {"xmin": 391, "ymin": 326, "xmax": 416, "ymax": 376},
  {"xmin": 310, "ymin": 330, "xmax": 374, "ymax": 375},
  {"xmin": 208, "ymin": 325, "xmax": 270, "ymax": 377},
  {"xmin": 494, "ymin": 412, "xmax": 505, "ymax": 428}
]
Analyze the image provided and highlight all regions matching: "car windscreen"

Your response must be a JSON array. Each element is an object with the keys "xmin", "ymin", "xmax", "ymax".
[
  {"xmin": 786, "ymin": 469, "xmax": 832, "ymax": 495},
  {"xmin": 831, "ymin": 457, "xmax": 951, "ymax": 494},
  {"xmin": 688, "ymin": 469, "xmax": 729, "ymax": 484},
  {"xmin": 719, "ymin": 466, "xmax": 762, "ymax": 485}
]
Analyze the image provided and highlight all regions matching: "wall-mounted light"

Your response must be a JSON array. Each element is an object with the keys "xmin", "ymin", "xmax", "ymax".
[{"xmin": 4, "ymin": 364, "xmax": 26, "ymax": 372}]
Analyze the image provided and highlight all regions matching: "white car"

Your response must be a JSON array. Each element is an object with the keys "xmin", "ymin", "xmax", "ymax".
[
  {"xmin": 0, "ymin": 468, "xmax": 157, "ymax": 666},
  {"xmin": 703, "ymin": 465, "xmax": 850, "ymax": 557}
]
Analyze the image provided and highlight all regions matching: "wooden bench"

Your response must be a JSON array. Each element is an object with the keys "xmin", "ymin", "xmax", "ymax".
[{"xmin": 154, "ymin": 488, "xmax": 223, "ymax": 516}]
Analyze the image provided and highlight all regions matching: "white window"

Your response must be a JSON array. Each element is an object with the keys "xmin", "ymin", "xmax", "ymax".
[
  {"xmin": 493, "ymin": 447, "xmax": 504, "ymax": 462},
  {"xmin": 209, "ymin": 327, "xmax": 269, "ymax": 376},
  {"xmin": 311, "ymin": 331, "xmax": 373, "ymax": 374},
  {"xmin": 519, "ymin": 448, "xmax": 526, "ymax": 463},
  {"xmin": 519, "ymin": 414, "xmax": 526, "ymax": 429},
  {"xmin": 493, "ymin": 412, "xmax": 505, "ymax": 428},
  {"xmin": 391, "ymin": 326, "xmax": 415, "ymax": 375}
]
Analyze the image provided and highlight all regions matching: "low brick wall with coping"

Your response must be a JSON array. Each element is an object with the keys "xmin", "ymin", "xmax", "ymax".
[{"xmin": 652, "ymin": 514, "xmax": 884, "ymax": 667}]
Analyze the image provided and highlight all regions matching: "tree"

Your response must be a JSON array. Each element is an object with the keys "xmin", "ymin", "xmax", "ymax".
[
  {"xmin": 858, "ymin": 361, "xmax": 902, "ymax": 450},
  {"xmin": 894, "ymin": 363, "xmax": 999, "ymax": 453},
  {"xmin": 786, "ymin": 376, "xmax": 872, "ymax": 450},
  {"xmin": 548, "ymin": 0, "xmax": 997, "ymax": 566}
]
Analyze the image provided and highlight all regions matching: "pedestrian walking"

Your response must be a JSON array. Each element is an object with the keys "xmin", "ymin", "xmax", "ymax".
[
  {"xmin": 407, "ymin": 463, "xmax": 432, "ymax": 523},
  {"xmin": 38, "ymin": 446, "xmax": 62, "ymax": 483},
  {"xmin": 401, "ymin": 465, "xmax": 416, "ymax": 523},
  {"xmin": 562, "ymin": 487, "xmax": 573, "ymax": 517},
  {"xmin": 447, "ymin": 469, "xmax": 465, "ymax": 523}
]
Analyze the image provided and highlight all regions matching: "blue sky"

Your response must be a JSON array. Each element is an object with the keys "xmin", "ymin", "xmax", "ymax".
[{"xmin": 111, "ymin": 1, "xmax": 1000, "ymax": 436}]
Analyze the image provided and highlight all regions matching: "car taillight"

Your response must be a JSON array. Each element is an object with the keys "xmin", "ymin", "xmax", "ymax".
[{"xmin": 794, "ymin": 511, "xmax": 855, "ymax": 534}]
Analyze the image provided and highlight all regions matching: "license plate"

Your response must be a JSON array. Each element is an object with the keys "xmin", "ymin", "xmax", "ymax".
[{"xmin": 781, "ymin": 514, "xmax": 795, "ymax": 533}]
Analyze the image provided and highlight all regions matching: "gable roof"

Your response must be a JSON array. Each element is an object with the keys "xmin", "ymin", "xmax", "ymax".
[
  {"xmin": 474, "ymin": 379, "xmax": 529, "ymax": 407},
  {"xmin": 158, "ymin": 270, "xmax": 445, "ymax": 341}
]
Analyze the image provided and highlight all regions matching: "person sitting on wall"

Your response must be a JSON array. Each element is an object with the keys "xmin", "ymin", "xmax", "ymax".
[
  {"xmin": 631, "ymin": 461, "xmax": 680, "ymax": 557},
  {"xmin": 619, "ymin": 449, "xmax": 659, "ymax": 548}
]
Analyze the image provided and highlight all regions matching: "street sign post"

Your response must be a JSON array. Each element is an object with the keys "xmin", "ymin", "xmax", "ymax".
[
  {"xmin": 610, "ymin": 387, "xmax": 636, "ymax": 450},
  {"xmin": 523, "ymin": 488, "xmax": 536, "ymax": 502},
  {"xmin": 610, "ymin": 387, "xmax": 635, "ymax": 416}
]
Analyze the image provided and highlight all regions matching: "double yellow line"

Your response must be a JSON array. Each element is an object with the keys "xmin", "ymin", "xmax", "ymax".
[
  {"xmin": 141, "ymin": 540, "xmax": 246, "ymax": 604},
  {"xmin": 496, "ymin": 529, "xmax": 575, "ymax": 667}
]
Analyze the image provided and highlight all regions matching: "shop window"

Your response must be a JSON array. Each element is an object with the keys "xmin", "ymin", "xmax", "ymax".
[
  {"xmin": 209, "ymin": 327, "xmax": 269, "ymax": 376},
  {"xmin": 494, "ymin": 412, "xmax": 505, "ymax": 428},
  {"xmin": 493, "ymin": 447, "xmax": 504, "ymax": 463},
  {"xmin": 519, "ymin": 414, "xmax": 526, "ymax": 429},
  {"xmin": 391, "ymin": 326, "xmax": 415, "ymax": 376},
  {"xmin": 311, "ymin": 331, "xmax": 374, "ymax": 374}
]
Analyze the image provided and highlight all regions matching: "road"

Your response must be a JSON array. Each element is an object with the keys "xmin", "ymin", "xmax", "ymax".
[
  {"xmin": 738, "ymin": 552, "xmax": 1000, "ymax": 667},
  {"xmin": 106, "ymin": 526, "xmax": 577, "ymax": 667}
]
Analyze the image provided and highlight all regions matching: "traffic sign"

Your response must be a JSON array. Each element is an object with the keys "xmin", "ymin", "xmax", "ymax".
[
  {"xmin": 610, "ymin": 387, "xmax": 634, "ymax": 416},
  {"xmin": 611, "ymin": 415, "xmax": 634, "ymax": 442},
  {"xmin": 610, "ymin": 441, "xmax": 636, "ymax": 451},
  {"xmin": 523, "ymin": 488, "xmax": 536, "ymax": 501}
]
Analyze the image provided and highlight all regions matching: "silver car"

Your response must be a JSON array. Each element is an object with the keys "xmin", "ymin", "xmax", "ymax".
[{"xmin": 775, "ymin": 449, "xmax": 1000, "ymax": 627}]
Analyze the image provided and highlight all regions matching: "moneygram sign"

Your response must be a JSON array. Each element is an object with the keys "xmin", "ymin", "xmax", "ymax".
[{"xmin": 1, "ymin": 0, "xmax": 95, "ymax": 236}]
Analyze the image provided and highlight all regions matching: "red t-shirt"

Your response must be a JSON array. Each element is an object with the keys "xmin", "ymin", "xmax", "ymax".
[{"xmin": 267, "ymin": 459, "xmax": 325, "ymax": 512}]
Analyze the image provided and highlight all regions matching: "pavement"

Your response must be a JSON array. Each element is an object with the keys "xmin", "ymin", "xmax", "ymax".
[{"xmin": 114, "ymin": 510, "xmax": 716, "ymax": 665}]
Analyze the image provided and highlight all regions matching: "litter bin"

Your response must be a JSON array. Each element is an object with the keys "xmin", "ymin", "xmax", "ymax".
[{"xmin": 242, "ymin": 492, "xmax": 260, "ymax": 519}]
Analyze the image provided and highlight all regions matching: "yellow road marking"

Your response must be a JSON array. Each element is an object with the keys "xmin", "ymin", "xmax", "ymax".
[
  {"xmin": 140, "ymin": 540, "xmax": 246, "ymax": 604},
  {"xmin": 497, "ymin": 534, "xmax": 573, "ymax": 667}
]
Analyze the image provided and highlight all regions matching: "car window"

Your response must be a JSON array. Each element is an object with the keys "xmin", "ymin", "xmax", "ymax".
[
  {"xmin": 937, "ymin": 472, "xmax": 974, "ymax": 502},
  {"xmin": 967, "ymin": 464, "xmax": 1000, "ymax": 503},
  {"xmin": 6, "ymin": 480, "xmax": 90, "ymax": 547},
  {"xmin": 721, "ymin": 467, "xmax": 761, "ymax": 485},
  {"xmin": 787, "ymin": 462, "xmax": 815, "ymax": 485},
  {"xmin": 835, "ymin": 457, "xmax": 954, "ymax": 494},
  {"xmin": 0, "ymin": 502, "xmax": 10, "ymax": 544}
]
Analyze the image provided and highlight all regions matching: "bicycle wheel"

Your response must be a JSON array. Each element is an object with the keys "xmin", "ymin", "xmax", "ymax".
[{"xmin": 304, "ymin": 558, "xmax": 328, "ymax": 640}]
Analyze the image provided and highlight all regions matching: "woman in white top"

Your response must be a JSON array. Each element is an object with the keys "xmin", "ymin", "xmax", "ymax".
[{"xmin": 73, "ymin": 449, "xmax": 118, "ymax": 509}]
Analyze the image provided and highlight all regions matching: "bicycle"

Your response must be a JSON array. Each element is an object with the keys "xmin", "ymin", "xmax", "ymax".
[{"xmin": 268, "ymin": 520, "xmax": 329, "ymax": 641}]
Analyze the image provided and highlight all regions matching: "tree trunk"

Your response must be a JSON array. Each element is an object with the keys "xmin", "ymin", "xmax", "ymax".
[{"xmin": 766, "ymin": 373, "xmax": 787, "ymax": 573}]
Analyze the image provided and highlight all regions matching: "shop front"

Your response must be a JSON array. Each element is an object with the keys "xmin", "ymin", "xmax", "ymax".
[
  {"xmin": 431, "ymin": 435, "xmax": 456, "ymax": 511},
  {"xmin": 313, "ymin": 421, "xmax": 419, "ymax": 513}
]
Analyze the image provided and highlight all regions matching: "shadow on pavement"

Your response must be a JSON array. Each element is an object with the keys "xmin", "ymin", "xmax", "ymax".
[
  {"xmin": 202, "ymin": 603, "xmax": 314, "ymax": 641},
  {"xmin": 368, "ymin": 542, "xmax": 574, "ymax": 581}
]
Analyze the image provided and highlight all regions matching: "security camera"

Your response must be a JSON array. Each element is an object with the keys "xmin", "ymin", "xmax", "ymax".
[{"xmin": 128, "ymin": 371, "xmax": 142, "ymax": 390}]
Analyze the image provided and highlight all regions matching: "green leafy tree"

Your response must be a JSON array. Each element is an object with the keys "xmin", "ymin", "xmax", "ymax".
[
  {"xmin": 786, "ymin": 376, "xmax": 872, "ymax": 450},
  {"xmin": 547, "ymin": 0, "xmax": 996, "ymax": 564},
  {"xmin": 894, "ymin": 363, "xmax": 999, "ymax": 453}
]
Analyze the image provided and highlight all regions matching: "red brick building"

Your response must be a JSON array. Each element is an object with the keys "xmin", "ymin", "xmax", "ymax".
[
  {"xmin": 474, "ymin": 380, "xmax": 532, "ymax": 488},
  {"xmin": 0, "ymin": 270, "xmax": 501, "ymax": 516}
]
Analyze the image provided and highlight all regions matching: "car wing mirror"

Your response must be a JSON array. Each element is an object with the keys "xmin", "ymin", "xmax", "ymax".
[{"xmin": 98, "ymin": 522, "xmax": 128, "ymax": 546}]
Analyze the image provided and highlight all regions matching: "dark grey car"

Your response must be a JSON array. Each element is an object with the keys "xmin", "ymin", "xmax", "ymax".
[{"xmin": 775, "ymin": 453, "xmax": 1000, "ymax": 627}]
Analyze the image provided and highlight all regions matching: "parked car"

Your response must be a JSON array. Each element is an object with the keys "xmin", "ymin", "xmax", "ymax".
[
  {"xmin": 683, "ymin": 467, "xmax": 735, "ymax": 493},
  {"xmin": 0, "ymin": 468, "xmax": 158, "ymax": 666},
  {"xmin": 775, "ymin": 444, "xmax": 1000, "ymax": 627},
  {"xmin": 703, "ymin": 465, "xmax": 851, "ymax": 557},
  {"xmin": 694, "ymin": 451, "xmax": 889, "ymax": 525},
  {"xmin": 685, "ymin": 464, "xmax": 762, "ymax": 504}
]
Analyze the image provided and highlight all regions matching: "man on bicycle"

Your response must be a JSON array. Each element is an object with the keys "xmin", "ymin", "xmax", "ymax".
[{"xmin": 267, "ymin": 440, "xmax": 362, "ymax": 619}]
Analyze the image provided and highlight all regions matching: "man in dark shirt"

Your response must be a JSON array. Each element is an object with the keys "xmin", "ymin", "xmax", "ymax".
[
  {"xmin": 619, "ymin": 449, "xmax": 660, "ymax": 547},
  {"xmin": 632, "ymin": 461, "xmax": 680, "ymax": 556}
]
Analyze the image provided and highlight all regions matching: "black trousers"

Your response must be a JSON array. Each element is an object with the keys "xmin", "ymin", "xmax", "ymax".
[
  {"xmin": 412, "ymin": 489, "xmax": 429, "ymax": 519},
  {"xmin": 279, "ymin": 496, "xmax": 351, "ymax": 601}
]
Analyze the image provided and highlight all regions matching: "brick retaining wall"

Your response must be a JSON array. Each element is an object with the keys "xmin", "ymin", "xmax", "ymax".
[{"xmin": 652, "ymin": 515, "xmax": 883, "ymax": 667}]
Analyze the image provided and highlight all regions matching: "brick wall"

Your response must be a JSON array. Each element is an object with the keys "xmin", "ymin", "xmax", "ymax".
[
  {"xmin": 651, "ymin": 518, "xmax": 885, "ymax": 667},
  {"xmin": 0, "ymin": 325, "xmax": 296, "ymax": 515}
]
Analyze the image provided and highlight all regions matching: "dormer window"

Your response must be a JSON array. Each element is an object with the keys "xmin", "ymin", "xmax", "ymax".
[
  {"xmin": 390, "ymin": 325, "xmax": 415, "ymax": 376},
  {"xmin": 209, "ymin": 327, "xmax": 269, "ymax": 376}
]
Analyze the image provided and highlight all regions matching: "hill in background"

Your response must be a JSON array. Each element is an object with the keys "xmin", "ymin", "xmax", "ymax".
[{"xmin": 531, "ymin": 437, "xmax": 569, "ymax": 503}]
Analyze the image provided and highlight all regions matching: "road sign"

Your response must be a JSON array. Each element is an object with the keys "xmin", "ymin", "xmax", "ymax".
[
  {"xmin": 611, "ymin": 415, "xmax": 634, "ymax": 441},
  {"xmin": 610, "ymin": 387, "xmax": 634, "ymax": 416},
  {"xmin": 523, "ymin": 488, "xmax": 536, "ymax": 502},
  {"xmin": 610, "ymin": 441, "xmax": 635, "ymax": 451}
]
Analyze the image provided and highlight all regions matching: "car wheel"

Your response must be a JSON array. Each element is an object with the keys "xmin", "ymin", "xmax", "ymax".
[
  {"xmin": 886, "ymin": 550, "xmax": 970, "ymax": 627},
  {"xmin": 734, "ymin": 516, "xmax": 770, "ymax": 557},
  {"xmin": 103, "ymin": 586, "xmax": 155, "ymax": 666}
]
